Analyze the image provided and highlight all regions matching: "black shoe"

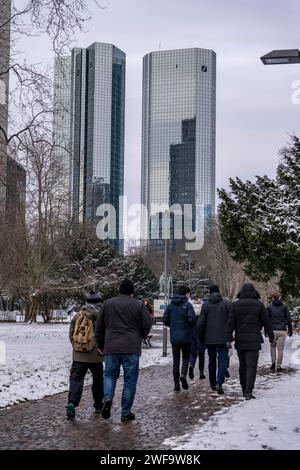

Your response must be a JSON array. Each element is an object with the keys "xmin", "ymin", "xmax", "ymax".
[
  {"xmin": 66, "ymin": 402, "xmax": 75, "ymax": 418},
  {"xmin": 180, "ymin": 376, "xmax": 189, "ymax": 390},
  {"xmin": 211, "ymin": 385, "xmax": 217, "ymax": 391},
  {"xmin": 242, "ymin": 390, "xmax": 246, "ymax": 398},
  {"xmin": 199, "ymin": 371, "xmax": 206, "ymax": 379},
  {"xmin": 102, "ymin": 400, "xmax": 112, "ymax": 419},
  {"xmin": 188, "ymin": 366, "xmax": 194, "ymax": 380},
  {"xmin": 121, "ymin": 412, "xmax": 135, "ymax": 422},
  {"xmin": 94, "ymin": 403, "xmax": 103, "ymax": 414},
  {"xmin": 245, "ymin": 393, "xmax": 252, "ymax": 400},
  {"xmin": 174, "ymin": 382, "xmax": 180, "ymax": 392},
  {"xmin": 217, "ymin": 385, "xmax": 224, "ymax": 395},
  {"xmin": 271, "ymin": 363, "xmax": 276, "ymax": 371},
  {"xmin": 225, "ymin": 370, "xmax": 230, "ymax": 378},
  {"xmin": 277, "ymin": 366, "xmax": 283, "ymax": 373},
  {"xmin": 250, "ymin": 393, "xmax": 256, "ymax": 399}
]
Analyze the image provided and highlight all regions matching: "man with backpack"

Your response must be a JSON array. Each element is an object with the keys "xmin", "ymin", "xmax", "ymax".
[
  {"xmin": 95, "ymin": 279, "xmax": 152, "ymax": 422},
  {"xmin": 163, "ymin": 286, "xmax": 196, "ymax": 391},
  {"xmin": 66, "ymin": 291, "xmax": 104, "ymax": 418}
]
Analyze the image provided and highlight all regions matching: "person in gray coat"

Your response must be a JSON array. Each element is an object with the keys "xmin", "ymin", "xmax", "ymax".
[
  {"xmin": 66, "ymin": 291, "xmax": 104, "ymax": 418},
  {"xmin": 266, "ymin": 291, "xmax": 293, "ymax": 372},
  {"xmin": 95, "ymin": 279, "xmax": 152, "ymax": 422}
]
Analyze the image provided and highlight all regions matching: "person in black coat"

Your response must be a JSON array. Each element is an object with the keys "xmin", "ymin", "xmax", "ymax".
[
  {"xmin": 95, "ymin": 279, "xmax": 152, "ymax": 422},
  {"xmin": 189, "ymin": 301, "xmax": 206, "ymax": 381},
  {"xmin": 266, "ymin": 291, "xmax": 293, "ymax": 372},
  {"xmin": 226, "ymin": 283, "xmax": 274, "ymax": 400},
  {"xmin": 198, "ymin": 285, "xmax": 231, "ymax": 394},
  {"xmin": 163, "ymin": 286, "xmax": 196, "ymax": 391}
]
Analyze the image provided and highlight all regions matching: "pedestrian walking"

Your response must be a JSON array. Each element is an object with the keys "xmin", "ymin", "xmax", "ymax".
[
  {"xmin": 198, "ymin": 285, "xmax": 230, "ymax": 395},
  {"xmin": 95, "ymin": 279, "xmax": 152, "ymax": 422},
  {"xmin": 66, "ymin": 291, "xmax": 104, "ymax": 418},
  {"xmin": 226, "ymin": 283, "xmax": 274, "ymax": 400},
  {"xmin": 266, "ymin": 291, "xmax": 293, "ymax": 372},
  {"xmin": 189, "ymin": 300, "xmax": 206, "ymax": 380},
  {"xmin": 163, "ymin": 286, "xmax": 196, "ymax": 392},
  {"xmin": 144, "ymin": 299, "xmax": 154, "ymax": 318}
]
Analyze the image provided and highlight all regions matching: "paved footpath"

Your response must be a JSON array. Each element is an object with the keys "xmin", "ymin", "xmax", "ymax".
[{"xmin": 0, "ymin": 357, "xmax": 295, "ymax": 450}]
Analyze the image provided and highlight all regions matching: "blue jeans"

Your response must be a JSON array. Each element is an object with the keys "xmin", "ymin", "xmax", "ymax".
[
  {"xmin": 207, "ymin": 345, "xmax": 228, "ymax": 387},
  {"xmin": 104, "ymin": 354, "xmax": 139, "ymax": 417}
]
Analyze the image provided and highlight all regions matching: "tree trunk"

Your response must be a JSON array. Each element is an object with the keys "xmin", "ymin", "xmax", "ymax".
[{"xmin": 25, "ymin": 296, "xmax": 38, "ymax": 322}]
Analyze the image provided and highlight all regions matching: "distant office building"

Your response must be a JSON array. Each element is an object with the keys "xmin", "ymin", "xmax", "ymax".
[
  {"xmin": 6, "ymin": 156, "xmax": 26, "ymax": 222},
  {"xmin": 70, "ymin": 42, "xmax": 126, "ymax": 253},
  {"xmin": 0, "ymin": 0, "xmax": 10, "ymax": 141},
  {"xmin": 53, "ymin": 55, "xmax": 72, "ymax": 217},
  {"xmin": 0, "ymin": 0, "xmax": 11, "ymax": 213},
  {"xmin": 141, "ymin": 48, "xmax": 216, "ymax": 250}
]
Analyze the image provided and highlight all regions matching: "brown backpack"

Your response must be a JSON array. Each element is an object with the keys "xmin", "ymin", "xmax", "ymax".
[{"xmin": 72, "ymin": 310, "xmax": 96, "ymax": 352}]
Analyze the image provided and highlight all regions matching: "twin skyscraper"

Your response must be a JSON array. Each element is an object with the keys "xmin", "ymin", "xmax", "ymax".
[{"xmin": 53, "ymin": 43, "xmax": 216, "ymax": 254}]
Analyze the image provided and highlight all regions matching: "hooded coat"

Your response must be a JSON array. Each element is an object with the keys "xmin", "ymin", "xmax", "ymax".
[
  {"xmin": 198, "ymin": 292, "xmax": 231, "ymax": 345},
  {"xmin": 69, "ymin": 302, "xmax": 103, "ymax": 363},
  {"xmin": 226, "ymin": 284, "xmax": 274, "ymax": 351},
  {"xmin": 163, "ymin": 294, "xmax": 196, "ymax": 344}
]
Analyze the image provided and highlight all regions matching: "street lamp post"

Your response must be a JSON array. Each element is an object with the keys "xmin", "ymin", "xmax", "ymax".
[
  {"xmin": 260, "ymin": 49, "xmax": 300, "ymax": 65},
  {"xmin": 180, "ymin": 253, "xmax": 192, "ymax": 288},
  {"xmin": 162, "ymin": 210, "xmax": 169, "ymax": 358}
]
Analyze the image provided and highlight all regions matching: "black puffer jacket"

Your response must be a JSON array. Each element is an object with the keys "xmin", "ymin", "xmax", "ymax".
[
  {"xmin": 266, "ymin": 300, "xmax": 292, "ymax": 333},
  {"xmin": 198, "ymin": 292, "xmax": 231, "ymax": 345},
  {"xmin": 226, "ymin": 284, "xmax": 274, "ymax": 351}
]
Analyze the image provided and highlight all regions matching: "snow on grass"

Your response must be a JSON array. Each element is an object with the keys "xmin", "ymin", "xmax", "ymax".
[
  {"xmin": 164, "ymin": 336, "xmax": 300, "ymax": 450},
  {"xmin": 0, "ymin": 323, "xmax": 171, "ymax": 408}
]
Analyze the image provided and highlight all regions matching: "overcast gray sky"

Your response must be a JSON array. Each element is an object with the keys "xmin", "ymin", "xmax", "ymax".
[{"xmin": 22, "ymin": 0, "xmax": 300, "ymax": 209}]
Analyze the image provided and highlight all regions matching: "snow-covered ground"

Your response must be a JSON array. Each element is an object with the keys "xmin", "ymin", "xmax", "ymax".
[
  {"xmin": 165, "ymin": 336, "xmax": 300, "ymax": 450},
  {"xmin": 0, "ymin": 323, "xmax": 171, "ymax": 408}
]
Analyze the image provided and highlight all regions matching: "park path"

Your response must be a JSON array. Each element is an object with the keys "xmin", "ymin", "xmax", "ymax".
[{"xmin": 0, "ymin": 359, "xmax": 294, "ymax": 450}]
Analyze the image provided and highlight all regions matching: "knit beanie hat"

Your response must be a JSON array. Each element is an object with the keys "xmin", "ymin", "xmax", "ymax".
[
  {"xmin": 209, "ymin": 284, "xmax": 220, "ymax": 294},
  {"xmin": 85, "ymin": 291, "xmax": 103, "ymax": 304}
]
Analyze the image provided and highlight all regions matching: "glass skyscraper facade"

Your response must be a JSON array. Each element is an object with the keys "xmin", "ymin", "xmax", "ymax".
[
  {"xmin": 70, "ymin": 42, "xmax": 126, "ymax": 253},
  {"xmin": 0, "ymin": 0, "xmax": 11, "ymax": 213},
  {"xmin": 141, "ymin": 48, "xmax": 216, "ymax": 250},
  {"xmin": 53, "ymin": 55, "xmax": 72, "ymax": 217}
]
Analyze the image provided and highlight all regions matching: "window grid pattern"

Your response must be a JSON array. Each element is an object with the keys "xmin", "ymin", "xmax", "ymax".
[
  {"xmin": 70, "ymin": 42, "xmax": 126, "ymax": 253},
  {"xmin": 141, "ymin": 48, "xmax": 216, "ymax": 243}
]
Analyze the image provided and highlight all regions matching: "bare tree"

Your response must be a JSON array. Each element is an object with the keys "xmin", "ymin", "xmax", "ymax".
[{"xmin": 0, "ymin": 0, "xmax": 106, "ymax": 320}]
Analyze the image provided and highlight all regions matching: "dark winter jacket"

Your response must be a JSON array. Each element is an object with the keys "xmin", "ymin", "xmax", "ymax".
[
  {"xmin": 95, "ymin": 295, "xmax": 152, "ymax": 356},
  {"xmin": 198, "ymin": 292, "xmax": 231, "ymax": 345},
  {"xmin": 163, "ymin": 295, "xmax": 196, "ymax": 345},
  {"xmin": 266, "ymin": 300, "xmax": 292, "ymax": 333},
  {"xmin": 226, "ymin": 284, "xmax": 274, "ymax": 351},
  {"xmin": 69, "ymin": 302, "xmax": 103, "ymax": 363}
]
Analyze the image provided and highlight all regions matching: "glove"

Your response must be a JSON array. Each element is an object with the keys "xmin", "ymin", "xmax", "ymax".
[{"xmin": 226, "ymin": 341, "xmax": 232, "ymax": 349}]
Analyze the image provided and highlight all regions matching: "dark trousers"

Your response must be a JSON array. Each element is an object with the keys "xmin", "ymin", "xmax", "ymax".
[
  {"xmin": 68, "ymin": 361, "xmax": 104, "ymax": 408},
  {"xmin": 206, "ymin": 344, "xmax": 228, "ymax": 387},
  {"xmin": 189, "ymin": 340, "xmax": 205, "ymax": 372},
  {"xmin": 172, "ymin": 344, "xmax": 191, "ymax": 383},
  {"xmin": 237, "ymin": 350, "xmax": 259, "ymax": 394}
]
